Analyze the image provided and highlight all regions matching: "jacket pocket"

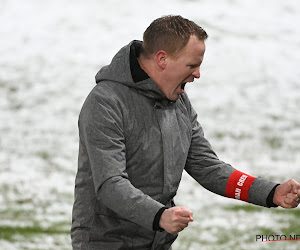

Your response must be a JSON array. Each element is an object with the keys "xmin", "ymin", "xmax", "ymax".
[
  {"xmin": 89, "ymin": 213, "xmax": 156, "ymax": 249},
  {"xmin": 89, "ymin": 214, "xmax": 134, "ymax": 249}
]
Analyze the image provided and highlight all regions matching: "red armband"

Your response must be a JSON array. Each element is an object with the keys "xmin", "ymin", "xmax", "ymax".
[{"xmin": 225, "ymin": 170, "xmax": 256, "ymax": 202}]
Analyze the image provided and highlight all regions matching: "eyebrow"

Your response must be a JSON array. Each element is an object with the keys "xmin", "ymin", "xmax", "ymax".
[{"xmin": 188, "ymin": 62, "xmax": 202, "ymax": 67}]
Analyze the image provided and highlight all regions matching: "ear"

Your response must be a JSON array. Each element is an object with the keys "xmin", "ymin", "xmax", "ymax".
[{"xmin": 155, "ymin": 50, "xmax": 167, "ymax": 70}]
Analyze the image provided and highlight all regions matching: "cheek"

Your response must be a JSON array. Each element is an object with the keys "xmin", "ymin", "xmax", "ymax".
[
  {"xmin": 183, "ymin": 71, "xmax": 193, "ymax": 80},
  {"xmin": 167, "ymin": 67, "xmax": 192, "ymax": 87}
]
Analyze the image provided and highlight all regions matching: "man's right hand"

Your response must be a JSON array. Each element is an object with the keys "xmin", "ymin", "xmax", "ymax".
[{"xmin": 159, "ymin": 206, "xmax": 193, "ymax": 234}]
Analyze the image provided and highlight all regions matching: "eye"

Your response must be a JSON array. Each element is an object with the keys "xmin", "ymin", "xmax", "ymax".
[
  {"xmin": 188, "ymin": 64, "xmax": 199, "ymax": 69},
  {"xmin": 188, "ymin": 64, "xmax": 197, "ymax": 69}
]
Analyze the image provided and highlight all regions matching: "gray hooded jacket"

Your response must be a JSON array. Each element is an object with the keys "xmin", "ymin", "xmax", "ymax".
[{"xmin": 71, "ymin": 41, "xmax": 277, "ymax": 250}]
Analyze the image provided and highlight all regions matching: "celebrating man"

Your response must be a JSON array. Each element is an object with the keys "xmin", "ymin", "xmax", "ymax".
[{"xmin": 71, "ymin": 15, "xmax": 300, "ymax": 250}]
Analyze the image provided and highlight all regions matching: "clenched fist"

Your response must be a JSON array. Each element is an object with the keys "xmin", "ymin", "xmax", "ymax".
[
  {"xmin": 159, "ymin": 206, "xmax": 193, "ymax": 234},
  {"xmin": 273, "ymin": 179, "xmax": 300, "ymax": 208}
]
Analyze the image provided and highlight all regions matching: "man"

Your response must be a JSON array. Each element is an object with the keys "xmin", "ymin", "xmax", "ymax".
[{"xmin": 71, "ymin": 15, "xmax": 300, "ymax": 250}]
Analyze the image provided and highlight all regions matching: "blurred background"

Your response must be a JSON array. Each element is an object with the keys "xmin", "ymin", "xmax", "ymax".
[{"xmin": 1, "ymin": 0, "xmax": 300, "ymax": 249}]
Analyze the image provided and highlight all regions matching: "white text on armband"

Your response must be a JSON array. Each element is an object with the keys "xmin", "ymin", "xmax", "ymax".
[
  {"xmin": 237, "ymin": 174, "xmax": 248, "ymax": 187},
  {"xmin": 235, "ymin": 188, "xmax": 241, "ymax": 199},
  {"xmin": 234, "ymin": 175, "xmax": 248, "ymax": 199}
]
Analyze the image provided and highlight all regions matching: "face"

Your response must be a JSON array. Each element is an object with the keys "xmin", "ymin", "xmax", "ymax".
[{"xmin": 157, "ymin": 35, "xmax": 206, "ymax": 101}]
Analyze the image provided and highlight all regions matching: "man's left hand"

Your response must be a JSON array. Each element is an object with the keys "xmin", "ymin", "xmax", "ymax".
[{"xmin": 273, "ymin": 179, "xmax": 300, "ymax": 208}]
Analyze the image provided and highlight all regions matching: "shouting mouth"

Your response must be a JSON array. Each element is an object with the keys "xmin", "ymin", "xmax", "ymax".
[{"xmin": 180, "ymin": 77, "xmax": 195, "ymax": 91}]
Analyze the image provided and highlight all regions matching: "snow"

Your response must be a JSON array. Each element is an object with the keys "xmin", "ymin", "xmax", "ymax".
[{"xmin": 1, "ymin": 0, "xmax": 300, "ymax": 249}]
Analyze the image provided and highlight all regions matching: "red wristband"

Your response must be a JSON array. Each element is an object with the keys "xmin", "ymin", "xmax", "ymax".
[{"xmin": 225, "ymin": 170, "xmax": 256, "ymax": 202}]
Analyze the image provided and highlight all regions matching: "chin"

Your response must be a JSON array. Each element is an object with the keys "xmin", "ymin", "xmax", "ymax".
[{"xmin": 169, "ymin": 95, "xmax": 180, "ymax": 101}]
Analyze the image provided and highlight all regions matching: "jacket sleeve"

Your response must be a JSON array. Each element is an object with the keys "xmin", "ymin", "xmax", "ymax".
[
  {"xmin": 183, "ymin": 94, "xmax": 277, "ymax": 207},
  {"xmin": 78, "ymin": 86, "xmax": 164, "ymax": 231}
]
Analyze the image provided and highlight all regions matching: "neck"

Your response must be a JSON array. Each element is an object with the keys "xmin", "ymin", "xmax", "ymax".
[{"xmin": 138, "ymin": 53, "xmax": 161, "ymax": 84}]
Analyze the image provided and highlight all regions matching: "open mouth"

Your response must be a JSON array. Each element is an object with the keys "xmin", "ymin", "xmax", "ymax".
[{"xmin": 181, "ymin": 83, "xmax": 186, "ymax": 90}]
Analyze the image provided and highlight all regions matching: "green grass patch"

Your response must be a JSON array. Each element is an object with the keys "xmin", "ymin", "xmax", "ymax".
[
  {"xmin": 36, "ymin": 151, "xmax": 51, "ymax": 160},
  {"xmin": 0, "ymin": 208, "xmax": 36, "ymax": 221},
  {"xmin": 225, "ymin": 204, "xmax": 300, "ymax": 241},
  {"xmin": 278, "ymin": 215, "xmax": 300, "ymax": 236},
  {"xmin": 225, "ymin": 204, "xmax": 300, "ymax": 216},
  {"xmin": 263, "ymin": 136, "xmax": 283, "ymax": 149},
  {"xmin": 225, "ymin": 204, "xmax": 265, "ymax": 212},
  {"xmin": 214, "ymin": 131, "xmax": 225, "ymax": 139},
  {"xmin": 281, "ymin": 222, "xmax": 300, "ymax": 236},
  {"xmin": 257, "ymin": 227, "xmax": 277, "ymax": 236},
  {"xmin": 0, "ymin": 224, "xmax": 70, "ymax": 241},
  {"xmin": 270, "ymin": 208, "xmax": 300, "ymax": 216}
]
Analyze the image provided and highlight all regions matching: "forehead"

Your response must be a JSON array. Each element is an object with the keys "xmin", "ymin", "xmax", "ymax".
[{"xmin": 176, "ymin": 36, "xmax": 206, "ymax": 62}]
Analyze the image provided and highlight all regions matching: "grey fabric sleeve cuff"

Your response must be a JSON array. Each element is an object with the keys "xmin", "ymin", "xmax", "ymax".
[
  {"xmin": 153, "ymin": 207, "xmax": 167, "ymax": 231},
  {"xmin": 248, "ymin": 177, "xmax": 278, "ymax": 207}
]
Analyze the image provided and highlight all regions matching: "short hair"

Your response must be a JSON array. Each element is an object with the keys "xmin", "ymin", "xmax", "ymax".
[{"xmin": 142, "ymin": 15, "xmax": 208, "ymax": 58}]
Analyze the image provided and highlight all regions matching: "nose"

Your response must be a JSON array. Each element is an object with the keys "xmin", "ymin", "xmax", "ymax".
[{"xmin": 192, "ymin": 67, "xmax": 200, "ymax": 79}]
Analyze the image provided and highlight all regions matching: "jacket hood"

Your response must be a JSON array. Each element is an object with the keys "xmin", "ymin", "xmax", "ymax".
[{"xmin": 95, "ymin": 40, "xmax": 167, "ymax": 100}]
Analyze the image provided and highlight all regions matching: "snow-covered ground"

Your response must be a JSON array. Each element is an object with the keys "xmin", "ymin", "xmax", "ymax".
[{"xmin": 1, "ymin": 0, "xmax": 300, "ymax": 249}]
